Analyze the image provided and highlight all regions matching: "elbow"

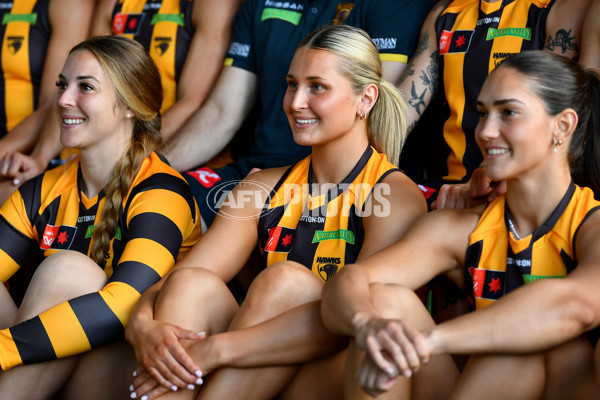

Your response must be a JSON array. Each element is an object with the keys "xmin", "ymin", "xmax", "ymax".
[{"xmin": 562, "ymin": 294, "xmax": 599, "ymax": 335}]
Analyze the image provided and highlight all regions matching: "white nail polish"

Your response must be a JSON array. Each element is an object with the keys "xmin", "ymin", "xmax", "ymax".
[
  {"xmin": 129, "ymin": 385, "xmax": 134, "ymax": 392},
  {"xmin": 195, "ymin": 370, "xmax": 203, "ymax": 378},
  {"xmin": 195, "ymin": 378, "xmax": 204, "ymax": 385},
  {"xmin": 132, "ymin": 370, "xmax": 137, "ymax": 377},
  {"xmin": 141, "ymin": 396, "xmax": 148, "ymax": 400},
  {"xmin": 171, "ymin": 385, "xmax": 178, "ymax": 391},
  {"xmin": 130, "ymin": 392, "xmax": 137, "ymax": 399},
  {"xmin": 187, "ymin": 384, "xmax": 195, "ymax": 390},
  {"xmin": 12, "ymin": 178, "xmax": 20, "ymax": 186}
]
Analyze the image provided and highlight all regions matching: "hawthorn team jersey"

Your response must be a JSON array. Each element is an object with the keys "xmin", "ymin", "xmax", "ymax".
[
  {"xmin": 464, "ymin": 183, "xmax": 600, "ymax": 310},
  {"xmin": 0, "ymin": 0, "xmax": 50, "ymax": 136},
  {"xmin": 112, "ymin": 0, "xmax": 194, "ymax": 112},
  {"xmin": 0, "ymin": 152, "xmax": 202, "ymax": 370},
  {"xmin": 436, "ymin": 0, "xmax": 553, "ymax": 182},
  {"xmin": 258, "ymin": 147, "xmax": 398, "ymax": 282}
]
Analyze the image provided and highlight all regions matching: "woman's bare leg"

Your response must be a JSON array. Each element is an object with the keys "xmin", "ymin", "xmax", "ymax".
[
  {"xmin": 0, "ymin": 251, "xmax": 107, "ymax": 399},
  {"xmin": 198, "ymin": 262, "xmax": 333, "ymax": 400},
  {"xmin": 0, "ymin": 281, "xmax": 18, "ymax": 328},
  {"xmin": 345, "ymin": 283, "xmax": 458, "ymax": 400},
  {"xmin": 449, "ymin": 336, "xmax": 599, "ymax": 400},
  {"xmin": 133, "ymin": 266, "xmax": 239, "ymax": 400}
]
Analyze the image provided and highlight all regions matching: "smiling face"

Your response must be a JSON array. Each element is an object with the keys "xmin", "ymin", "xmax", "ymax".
[
  {"xmin": 283, "ymin": 47, "xmax": 365, "ymax": 148},
  {"xmin": 55, "ymin": 50, "xmax": 132, "ymax": 154},
  {"xmin": 475, "ymin": 67, "xmax": 560, "ymax": 182}
]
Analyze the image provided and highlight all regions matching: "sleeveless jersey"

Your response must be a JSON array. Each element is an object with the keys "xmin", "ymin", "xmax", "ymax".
[
  {"xmin": 258, "ymin": 146, "xmax": 399, "ymax": 282},
  {"xmin": 464, "ymin": 183, "xmax": 600, "ymax": 310},
  {"xmin": 0, "ymin": 0, "xmax": 51, "ymax": 136},
  {"xmin": 111, "ymin": 0, "xmax": 194, "ymax": 112},
  {"xmin": 436, "ymin": 0, "xmax": 553, "ymax": 182},
  {"xmin": 0, "ymin": 152, "xmax": 202, "ymax": 369}
]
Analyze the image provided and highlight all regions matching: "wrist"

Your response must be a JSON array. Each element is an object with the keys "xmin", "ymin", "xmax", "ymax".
[
  {"xmin": 424, "ymin": 327, "xmax": 445, "ymax": 355},
  {"xmin": 351, "ymin": 311, "xmax": 375, "ymax": 336}
]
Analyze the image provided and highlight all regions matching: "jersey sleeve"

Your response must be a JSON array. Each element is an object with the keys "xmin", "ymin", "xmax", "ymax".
[
  {"xmin": 0, "ymin": 174, "xmax": 200, "ymax": 370},
  {"xmin": 0, "ymin": 181, "xmax": 40, "ymax": 282},
  {"xmin": 224, "ymin": 0, "xmax": 257, "ymax": 72},
  {"xmin": 348, "ymin": 0, "xmax": 433, "ymax": 63}
]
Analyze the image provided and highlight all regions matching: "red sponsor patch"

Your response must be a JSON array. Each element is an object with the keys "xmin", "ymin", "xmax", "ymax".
[
  {"xmin": 418, "ymin": 185, "xmax": 437, "ymax": 200},
  {"xmin": 469, "ymin": 266, "xmax": 486, "ymax": 298},
  {"xmin": 40, "ymin": 225, "xmax": 59, "ymax": 250},
  {"xmin": 187, "ymin": 167, "xmax": 222, "ymax": 188}
]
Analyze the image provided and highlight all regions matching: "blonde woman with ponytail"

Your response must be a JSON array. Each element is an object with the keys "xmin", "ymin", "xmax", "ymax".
[
  {"xmin": 125, "ymin": 25, "xmax": 425, "ymax": 400},
  {"xmin": 0, "ymin": 36, "xmax": 202, "ymax": 399}
]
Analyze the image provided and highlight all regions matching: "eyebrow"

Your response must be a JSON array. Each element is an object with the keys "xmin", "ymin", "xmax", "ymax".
[
  {"xmin": 477, "ymin": 98, "xmax": 526, "ymax": 107},
  {"xmin": 58, "ymin": 73, "xmax": 101, "ymax": 83}
]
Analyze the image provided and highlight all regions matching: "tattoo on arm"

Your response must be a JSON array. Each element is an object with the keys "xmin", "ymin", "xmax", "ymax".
[
  {"xmin": 546, "ymin": 28, "xmax": 579, "ymax": 54},
  {"xmin": 407, "ymin": 51, "xmax": 441, "ymax": 117}
]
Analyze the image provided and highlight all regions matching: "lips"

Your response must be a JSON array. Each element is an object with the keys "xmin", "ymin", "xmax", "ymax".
[{"xmin": 63, "ymin": 118, "xmax": 85, "ymax": 125}]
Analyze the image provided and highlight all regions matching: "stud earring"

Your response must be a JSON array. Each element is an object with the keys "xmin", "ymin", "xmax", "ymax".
[
  {"xmin": 553, "ymin": 138, "xmax": 563, "ymax": 153},
  {"xmin": 126, "ymin": 112, "xmax": 133, "ymax": 119},
  {"xmin": 359, "ymin": 112, "xmax": 367, "ymax": 120}
]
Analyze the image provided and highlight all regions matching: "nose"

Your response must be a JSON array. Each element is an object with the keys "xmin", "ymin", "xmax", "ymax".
[
  {"xmin": 285, "ymin": 87, "xmax": 308, "ymax": 113},
  {"xmin": 475, "ymin": 113, "xmax": 500, "ymax": 144},
  {"xmin": 56, "ymin": 86, "xmax": 75, "ymax": 109}
]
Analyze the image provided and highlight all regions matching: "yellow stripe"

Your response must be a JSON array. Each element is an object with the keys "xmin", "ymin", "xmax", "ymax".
[
  {"xmin": 441, "ymin": 3, "xmax": 479, "ymax": 181},
  {"xmin": 125, "ymin": 188, "xmax": 193, "ymax": 232},
  {"xmin": 118, "ymin": 237, "xmax": 175, "ymax": 277},
  {"xmin": 2, "ymin": 0, "xmax": 37, "ymax": 132},
  {"xmin": 99, "ymin": 283, "xmax": 140, "ymax": 325},
  {"xmin": 487, "ymin": 0, "xmax": 529, "ymax": 73},
  {"xmin": 39, "ymin": 303, "xmax": 90, "ymax": 358},
  {"xmin": 0, "ymin": 328, "xmax": 22, "ymax": 370},
  {"xmin": 379, "ymin": 53, "xmax": 408, "ymax": 64},
  {"xmin": 0, "ymin": 251, "xmax": 20, "ymax": 282},
  {"xmin": 149, "ymin": 0, "xmax": 180, "ymax": 111},
  {"xmin": 224, "ymin": 58, "xmax": 233, "ymax": 66}
]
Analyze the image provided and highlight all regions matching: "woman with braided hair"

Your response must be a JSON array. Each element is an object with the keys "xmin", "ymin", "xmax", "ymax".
[{"xmin": 0, "ymin": 35, "xmax": 202, "ymax": 399}]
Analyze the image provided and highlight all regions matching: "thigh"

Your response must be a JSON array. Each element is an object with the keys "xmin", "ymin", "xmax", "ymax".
[
  {"xmin": 61, "ymin": 338, "xmax": 137, "ymax": 400},
  {"xmin": 450, "ymin": 353, "xmax": 546, "ymax": 400},
  {"xmin": 543, "ymin": 336, "xmax": 600, "ymax": 400},
  {"xmin": 278, "ymin": 350, "xmax": 347, "ymax": 400}
]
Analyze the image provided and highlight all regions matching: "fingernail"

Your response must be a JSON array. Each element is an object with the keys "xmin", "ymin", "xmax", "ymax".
[
  {"xmin": 195, "ymin": 378, "xmax": 204, "ymax": 385},
  {"xmin": 195, "ymin": 370, "xmax": 203, "ymax": 378},
  {"xmin": 197, "ymin": 331, "xmax": 206, "ymax": 336},
  {"xmin": 130, "ymin": 392, "xmax": 137, "ymax": 399},
  {"xmin": 171, "ymin": 385, "xmax": 178, "ymax": 391},
  {"xmin": 187, "ymin": 384, "xmax": 195, "ymax": 390},
  {"xmin": 132, "ymin": 370, "xmax": 137, "ymax": 377},
  {"xmin": 141, "ymin": 396, "xmax": 148, "ymax": 400},
  {"xmin": 129, "ymin": 385, "xmax": 134, "ymax": 392},
  {"xmin": 404, "ymin": 370, "xmax": 412, "ymax": 378},
  {"xmin": 12, "ymin": 178, "xmax": 19, "ymax": 186}
]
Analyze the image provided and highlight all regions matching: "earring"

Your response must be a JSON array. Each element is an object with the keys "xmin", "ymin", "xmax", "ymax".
[
  {"xmin": 553, "ymin": 138, "xmax": 563, "ymax": 153},
  {"xmin": 359, "ymin": 112, "xmax": 367, "ymax": 120},
  {"xmin": 126, "ymin": 112, "xmax": 133, "ymax": 119}
]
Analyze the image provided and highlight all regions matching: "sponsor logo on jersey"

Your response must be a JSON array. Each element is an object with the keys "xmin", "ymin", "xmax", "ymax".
[
  {"xmin": 372, "ymin": 38, "xmax": 397, "ymax": 51},
  {"xmin": 486, "ymin": 27, "xmax": 531, "ymax": 41},
  {"xmin": 154, "ymin": 36, "xmax": 172, "ymax": 55},
  {"xmin": 316, "ymin": 256, "xmax": 341, "ymax": 281},
  {"xmin": 150, "ymin": 13, "xmax": 185, "ymax": 27},
  {"xmin": 468, "ymin": 266, "xmax": 504, "ymax": 301},
  {"xmin": 187, "ymin": 167, "xmax": 222, "ymax": 188},
  {"xmin": 40, "ymin": 225, "xmax": 77, "ymax": 251},
  {"xmin": 332, "ymin": 3, "xmax": 354, "ymax": 25},
  {"xmin": 2, "ymin": 12, "xmax": 37, "ymax": 25},
  {"xmin": 299, "ymin": 215, "xmax": 325, "ymax": 224},
  {"xmin": 492, "ymin": 51, "xmax": 517, "ymax": 67},
  {"xmin": 265, "ymin": 226, "xmax": 295, "ymax": 253},
  {"xmin": 6, "ymin": 35, "xmax": 23, "ymax": 54},
  {"xmin": 227, "ymin": 42, "xmax": 251, "ymax": 58},
  {"xmin": 112, "ymin": 12, "xmax": 145, "ymax": 35},
  {"xmin": 263, "ymin": 1, "xmax": 304, "ymax": 11},
  {"xmin": 312, "ymin": 229, "xmax": 355, "ymax": 244},
  {"xmin": 439, "ymin": 30, "xmax": 474, "ymax": 55},
  {"xmin": 84, "ymin": 226, "xmax": 122, "ymax": 240},
  {"xmin": 476, "ymin": 16, "xmax": 500, "ymax": 26},
  {"xmin": 261, "ymin": 8, "xmax": 302, "ymax": 25}
]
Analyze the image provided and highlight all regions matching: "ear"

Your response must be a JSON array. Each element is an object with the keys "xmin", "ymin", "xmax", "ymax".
[
  {"xmin": 359, "ymin": 83, "xmax": 378, "ymax": 115},
  {"xmin": 554, "ymin": 108, "xmax": 578, "ymax": 142}
]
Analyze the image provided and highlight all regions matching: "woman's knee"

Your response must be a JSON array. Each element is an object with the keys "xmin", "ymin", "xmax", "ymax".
[
  {"xmin": 245, "ymin": 261, "xmax": 323, "ymax": 308},
  {"xmin": 370, "ymin": 283, "xmax": 425, "ymax": 320},
  {"xmin": 157, "ymin": 267, "xmax": 232, "ymax": 306},
  {"xmin": 30, "ymin": 251, "xmax": 107, "ymax": 298}
]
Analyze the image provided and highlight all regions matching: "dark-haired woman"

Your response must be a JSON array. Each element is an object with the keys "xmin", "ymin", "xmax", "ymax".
[{"xmin": 322, "ymin": 50, "xmax": 600, "ymax": 399}]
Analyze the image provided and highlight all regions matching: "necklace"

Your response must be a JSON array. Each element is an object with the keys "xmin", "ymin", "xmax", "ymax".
[{"xmin": 507, "ymin": 215, "xmax": 522, "ymax": 240}]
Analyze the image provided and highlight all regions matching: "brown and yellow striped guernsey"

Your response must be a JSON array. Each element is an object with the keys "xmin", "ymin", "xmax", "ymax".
[
  {"xmin": 112, "ymin": 0, "xmax": 193, "ymax": 112},
  {"xmin": 0, "ymin": 0, "xmax": 50, "ymax": 135}
]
